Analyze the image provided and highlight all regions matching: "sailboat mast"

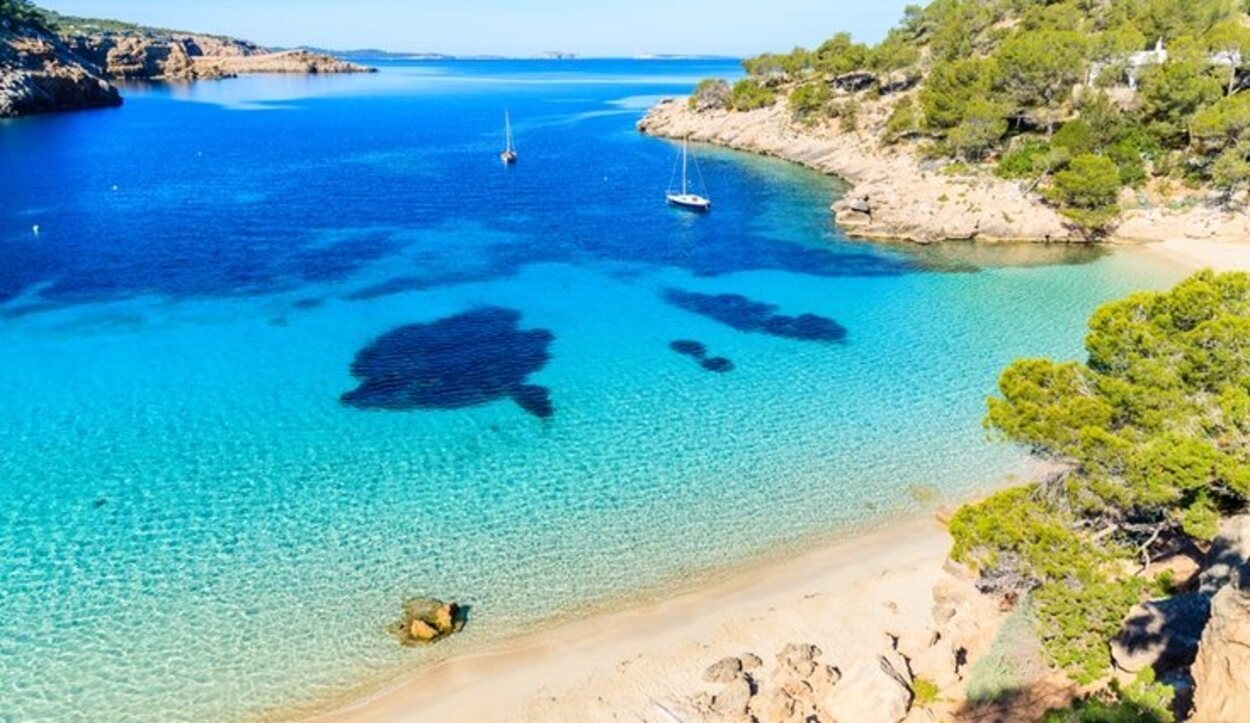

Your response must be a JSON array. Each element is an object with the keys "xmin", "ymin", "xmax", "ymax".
[
  {"xmin": 504, "ymin": 111, "xmax": 513, "ymax": 153},
  {"xmin": 682, "ymin": 136, "xmax": 689, "ymax": 195}
]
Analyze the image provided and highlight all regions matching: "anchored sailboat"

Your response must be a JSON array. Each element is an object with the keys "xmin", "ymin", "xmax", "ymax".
[
  {"xmin": 666, "ymin": 135, "xmax": 710, "ymax": 211},
  {"xmin": 500, "ymin": 111, "xmax": 518, "ymax": 164}
]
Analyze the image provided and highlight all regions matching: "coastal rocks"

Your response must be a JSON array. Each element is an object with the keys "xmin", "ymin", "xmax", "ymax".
[
  {"xmin": 1109, "ymin": 593, "xmax": 1211, "ymax": 674},
  {"xmin": 0, "ymin": 28, "xmax": 122, "ymax": 117},
  {"xmin": 193, "ymin": 50, "xmax": 376, "ymax": 78},
  {"xmin": 1199, "ymin": 514, "xmax": 1250, "ymax": 595},
  {"xmin": 823, "ymin": 657, "xmax": 913, "ymax": 723},
  {"xmin": 1190, "ymin": 577, "xmax": 1250, "ymax": 723},
  {"xmin": 638, "ymin": 97, "xmax": 1076, "ymax": 245},
  {"xmin": 704, "ymin": 656, "xmax": 744, "ymax": 683},
  {"xmin": 388, "ymin": 597, "xmax": 464, "ymax": 646},
  {"xmin": 692, "ymin": 642, "xmax": 914, "ymax": 723},
  {"xmin": 66, "ymin": 33, "xmax": 374, "ymax": 81}
]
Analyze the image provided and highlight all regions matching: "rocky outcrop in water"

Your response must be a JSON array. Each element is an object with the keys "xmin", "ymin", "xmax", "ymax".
[
  {"xmin": 388, "ymin": 598, "xmax": 465, "ymax": 646},
  {"xmin": 0, "ymin": 25, "xmax": 121, "ymax": 117}
]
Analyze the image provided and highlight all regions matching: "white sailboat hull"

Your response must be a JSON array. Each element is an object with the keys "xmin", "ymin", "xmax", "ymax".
[{"xmin": 666, "ymin": 193, "xmax": 711, "ymax": 211}]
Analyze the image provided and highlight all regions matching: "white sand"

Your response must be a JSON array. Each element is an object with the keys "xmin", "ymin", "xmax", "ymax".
[
  {"xmin": 1133, "ymin": 237, "xmax": 1250, "ymax": 272},
  {"xmin": 304, "ymin": 517, "xmax": 955, "ymax": 722}
]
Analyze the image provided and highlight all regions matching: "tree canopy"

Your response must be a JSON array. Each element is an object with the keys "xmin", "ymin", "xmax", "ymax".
[
  {"xmin": 954, "ymin": 270, "xmax": 1250, "ymax": 681},
  {"xmin": 690, "ymin": 0, "xmax": 1250, "ymax": 230}
]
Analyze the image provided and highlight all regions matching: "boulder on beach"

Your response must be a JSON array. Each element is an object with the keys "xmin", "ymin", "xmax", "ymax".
[{"xmin": 388, "ymin": 597, "xmax": 465, "ymax": 646}]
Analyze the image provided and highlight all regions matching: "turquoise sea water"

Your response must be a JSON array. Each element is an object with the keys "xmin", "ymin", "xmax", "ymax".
[{"xmin": 0, "ymin": 59, "xmax": 1185, "ymax": 721}]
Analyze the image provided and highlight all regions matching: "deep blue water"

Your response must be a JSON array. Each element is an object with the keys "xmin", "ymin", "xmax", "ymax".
[{"xmin": 0, "ymin": 59, "xmax": 1183, "ymax": 722}]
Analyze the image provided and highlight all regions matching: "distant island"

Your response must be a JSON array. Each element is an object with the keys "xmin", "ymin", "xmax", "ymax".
[
  {"xmin": 639, "ymin": 0, "xmax": 1250, "ymax": 246},
  {"xmin": 0, "ymin": 0, "xmax": 373, "ymax": 118}
]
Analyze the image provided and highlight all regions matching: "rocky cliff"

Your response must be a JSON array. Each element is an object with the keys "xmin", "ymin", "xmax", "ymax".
[
  {"xmin": 0, "ymin": 25, "xmax": 120, "ymax": 118},
  {"xmin": 64, "ymin": 32, "xmax": 374, "ymax": 81},
  {"xmin": 1, "ymin": 7, "xmax": 373, "ymax": 118}
]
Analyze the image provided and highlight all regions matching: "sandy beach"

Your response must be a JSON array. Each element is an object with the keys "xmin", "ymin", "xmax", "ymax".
[{"xmin": 305, "ymin": 515, "xmax": 977, "ymax": 722}]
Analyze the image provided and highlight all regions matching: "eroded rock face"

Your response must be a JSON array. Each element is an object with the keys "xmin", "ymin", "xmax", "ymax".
[
  {"xmin": 1110, "ymin": 594, "xmax": 1211, "ymax": 675},
  {"xmin": 1190, "ymin": 580, "xmax": 1250, "ymax": 723},
  {"xmin": 1200, "ymin": 515, "xmax": 1250, "ymax": 596},
  {"xmin": 822, "ymin": 656, "xmax": 913, "ymax": 723},
  {"xmin": 0, "ymin": 28, "xmax": 121, "ymax": 117},
  {"xmin": 64, "ymin": 34, "xmax": 373, "ymax": 81}
]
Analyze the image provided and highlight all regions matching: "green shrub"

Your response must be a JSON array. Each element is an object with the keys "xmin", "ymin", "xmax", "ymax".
[
  {"xmin": 729, "ymin": 79, "xmax": 777, "ymax": 111},
  {"xmin": 789, "ymin": 81, "xmax": 831, "ymax": 120},
  {"xmin": 837, "ymin": 100, "xmax": 860, "ymax": 132},
  {"xmin": 997, "ymin": 138, "xmax": 1053, "ymax": 179},
  {"xmin": 1044, "ymin": 153, "xmax": 1122, "ymax": 233},
  {"xmin": 687, "ymin": 78, "xmax": 730, "ymax": 111},
  {"xmin": 911, "ymin": 676, "xmax": 941, "ymax": 707},
  {"xmin": 884, "ymin": 96, "xmax": 919, "ymax": 142}
]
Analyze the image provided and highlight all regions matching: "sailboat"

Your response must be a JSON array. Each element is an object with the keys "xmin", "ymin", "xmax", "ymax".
[
  {"xmin": 500, "ymin": 111, "xmax": 518, "ymax": 164},
  {"xmin": 666, "ymin": 135, "xmax": 710, "ymax": 211}
]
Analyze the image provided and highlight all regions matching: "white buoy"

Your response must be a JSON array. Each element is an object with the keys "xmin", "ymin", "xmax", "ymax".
[{"xmin": 32, "ymin": 224, "xmax": 40, "ymax": 236}]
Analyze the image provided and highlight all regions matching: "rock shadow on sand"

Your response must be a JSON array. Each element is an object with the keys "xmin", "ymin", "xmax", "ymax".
[{"xmin": 340, "ymin": 306, "xmax": 555, "ymax": 418}]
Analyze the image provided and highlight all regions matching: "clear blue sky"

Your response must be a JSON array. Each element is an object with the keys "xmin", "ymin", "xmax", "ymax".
[{"xmin": 41, "ymin": 0, "xmax": 912, "ymax": 56}]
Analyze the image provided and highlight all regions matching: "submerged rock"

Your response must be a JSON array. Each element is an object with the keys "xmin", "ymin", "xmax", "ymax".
[
  {"xmin": 341, "ymin": 307, "xmax": 555, "ymax": 419},
  {"xmin": 388, "ymin": 598, "xmax": 464, "ymax": 646},
  {"xmin": 662, "ymin": 288, "xmax": 847, "ymax": 342},
  {"xmin": 669, "ymin": 339, "xmax": 708, "ymax": 358}
]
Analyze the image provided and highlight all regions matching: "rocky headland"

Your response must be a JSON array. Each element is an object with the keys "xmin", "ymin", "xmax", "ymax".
[
  {"xmin": 638, "ymin": 98, "xmax": 1250, "ymax": 247},
  {"xmin": 1, "ymin": 6, "xmax": 373, "ymax": 118},
  {"xmin": 63, "ymin": 33, "xmax": 374, "ymax": 81},
  {"xmin": 0, "ymin": 22, "xmax": 120, "ymax": 117}
]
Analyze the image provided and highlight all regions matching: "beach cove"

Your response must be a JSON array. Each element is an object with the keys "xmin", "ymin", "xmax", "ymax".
[{"xmin": 0, "ymin": 58, "xmax": 1196, "ymax": 722}]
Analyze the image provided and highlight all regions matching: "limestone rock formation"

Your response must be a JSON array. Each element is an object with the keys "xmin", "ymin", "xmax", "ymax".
[
  {"xmin": 822, "ymin": 656, "xmax": 913, "ymax": 723},
  {"xmin": 65, "ymin": 33, "xmax": 374, "ymax": 81},
  {"xmin": 388, "ymin": 597, "xmax": 464, "ymax": 646},
  {"xmin": 1200, "ymin": 515, "xmax": 1250, "ymax": 595},
  {"xmin": 1190, "ymin": 579, "xmax": 1250, "ymax": 723},
  {"xmin": 0, "ymin": 26, "xmax": 121, "ymax": 117},
  {"xmin": 704, "ymin": 656, "xmax": 744, "ymax": 684}
]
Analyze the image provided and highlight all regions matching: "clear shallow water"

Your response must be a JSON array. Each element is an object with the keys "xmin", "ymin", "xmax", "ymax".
[{"xmin": 0, "ymin": 59, "xmax": 1183, "ymax": 721}]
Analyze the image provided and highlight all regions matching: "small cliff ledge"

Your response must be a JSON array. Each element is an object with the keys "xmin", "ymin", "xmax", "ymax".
[{"xmin": 1, "ymin": 24, "xmax": 121, "ymax": 117}]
